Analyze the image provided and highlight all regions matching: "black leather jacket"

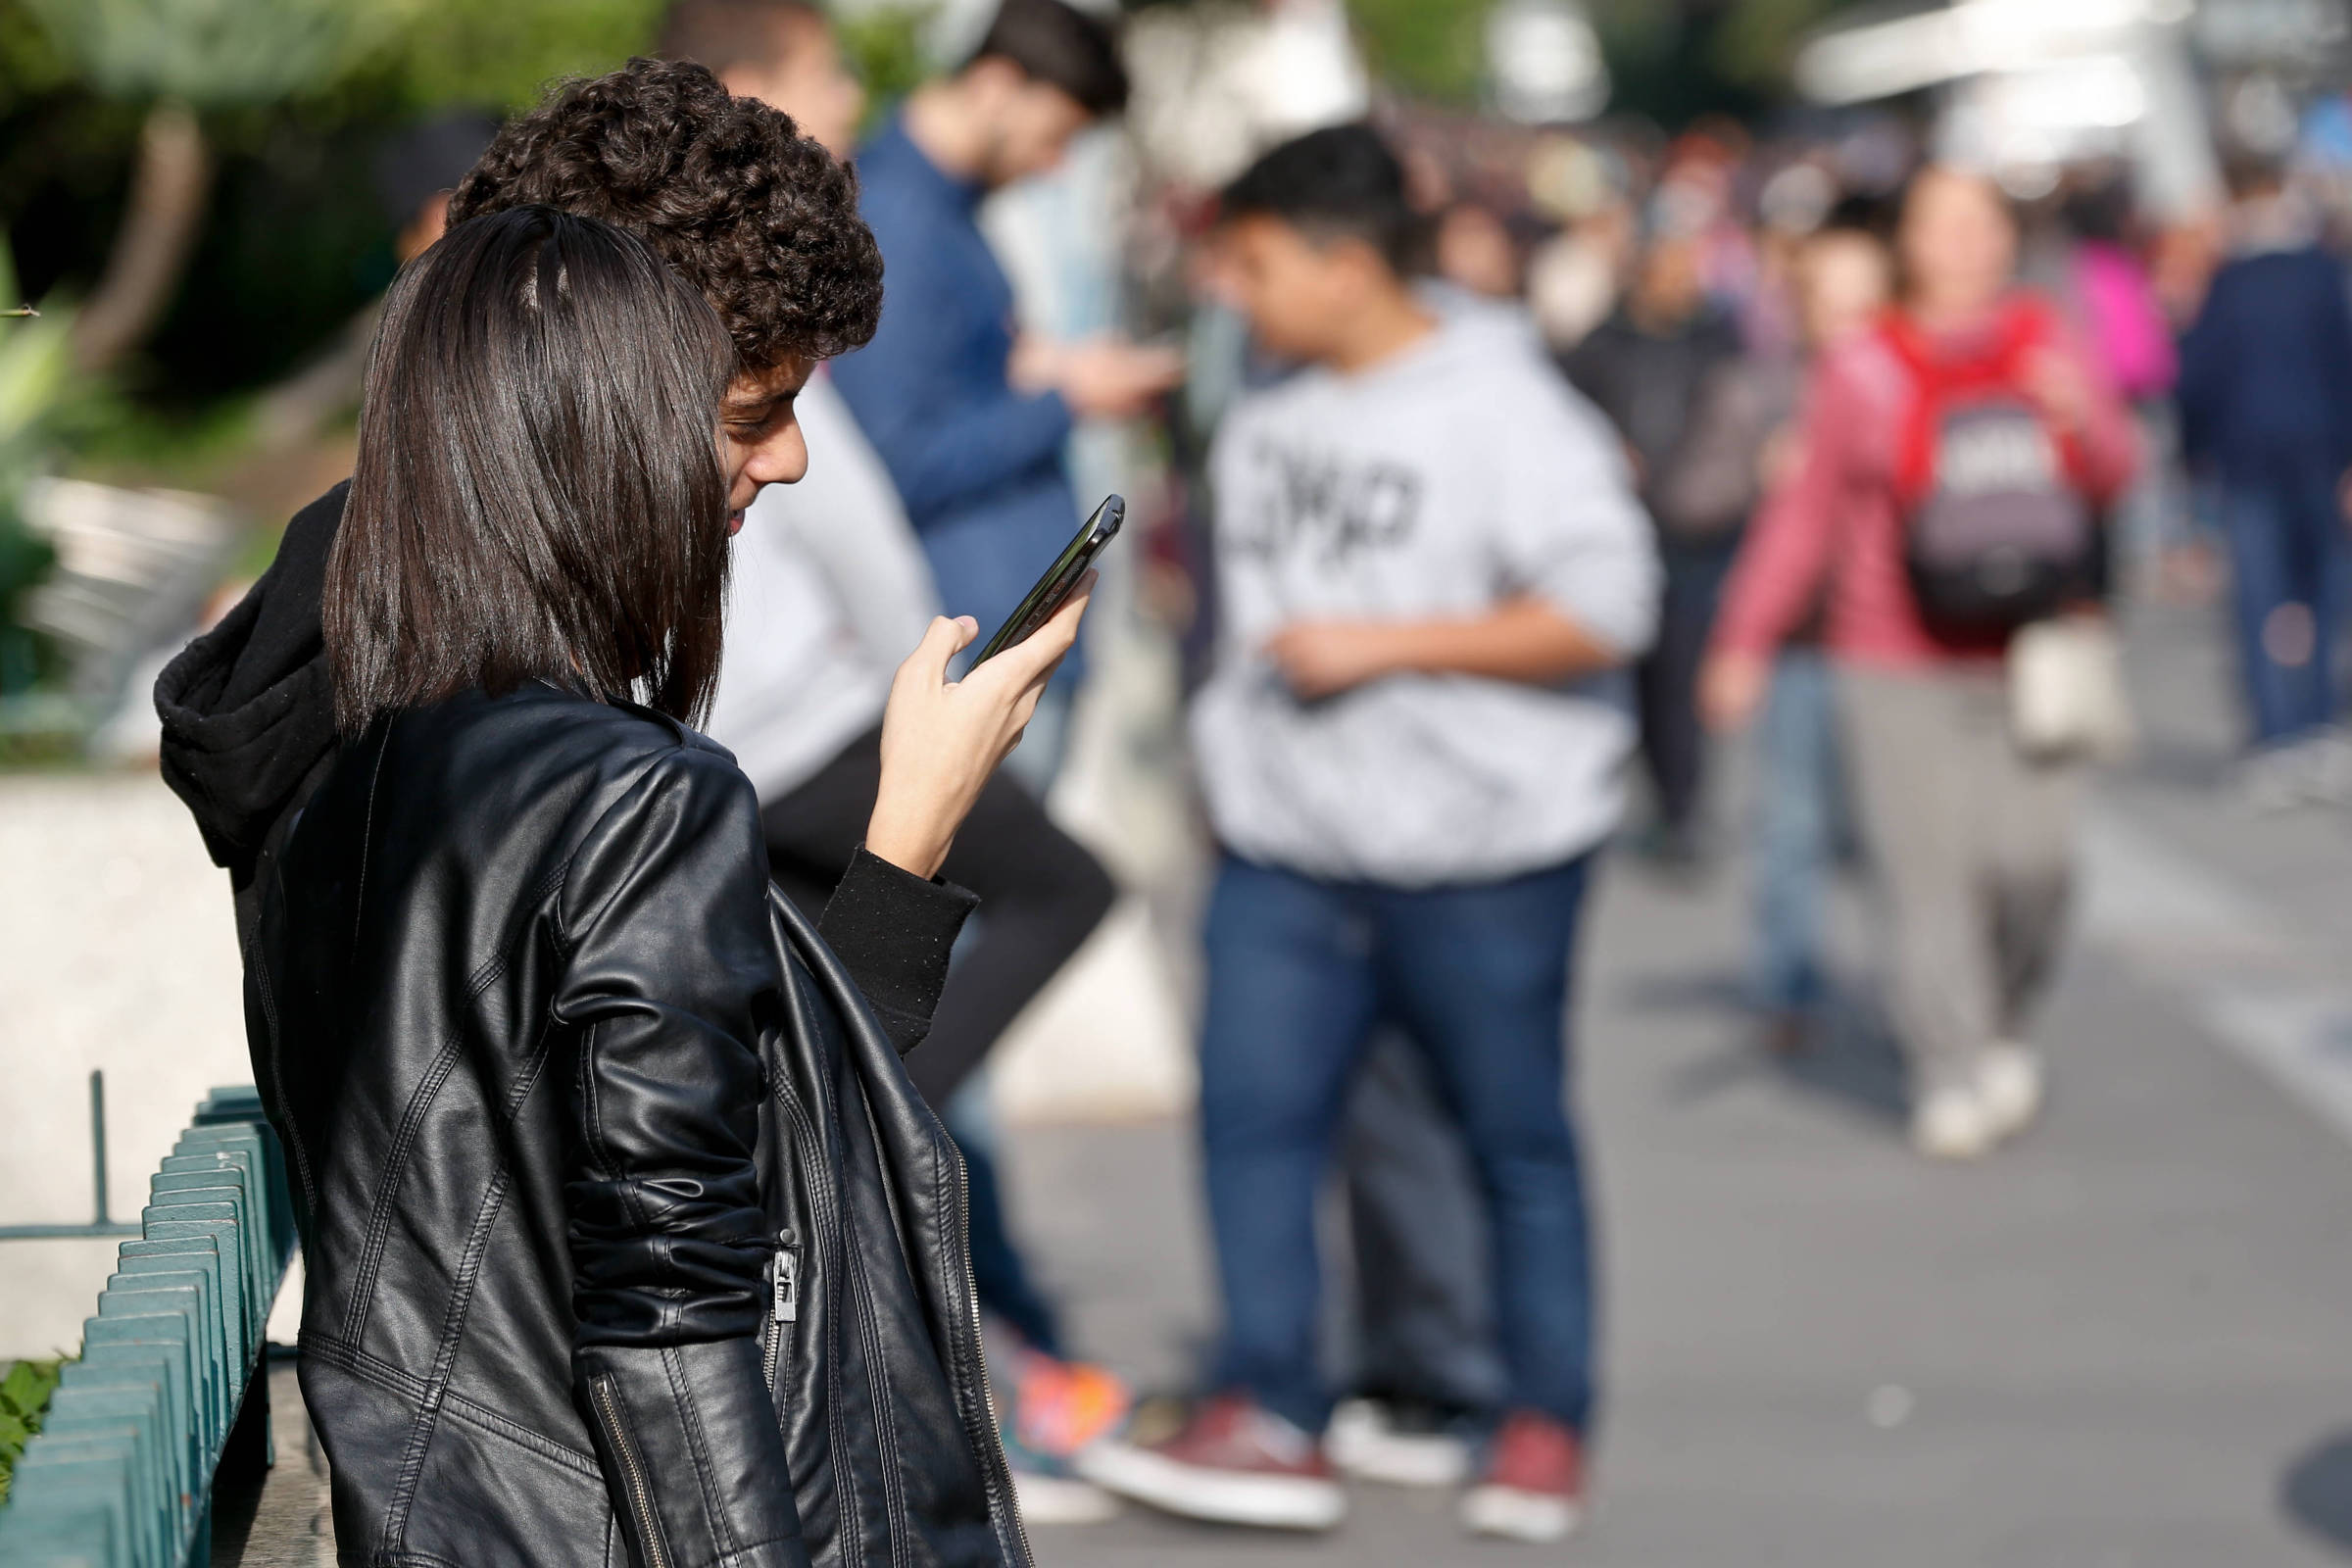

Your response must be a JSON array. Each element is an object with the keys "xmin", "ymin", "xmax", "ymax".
[{"xmin": 249, "ymin": 681, "xmax": 1030, "ymax": 1568}]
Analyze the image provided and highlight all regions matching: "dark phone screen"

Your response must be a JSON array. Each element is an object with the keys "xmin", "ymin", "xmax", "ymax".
[{"xmin": 973, "ymin": 494, "xmax": 1125, "ymax": 663}]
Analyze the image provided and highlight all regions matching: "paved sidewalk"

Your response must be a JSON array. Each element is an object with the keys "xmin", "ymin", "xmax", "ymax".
[
  {"xmin": 1004, "ymin": 601, "xmax": 2352, "ymax": 1568},
  {"xmin": 56, "ymin": 596, "xmax": 2352, "ymax": 1567}
]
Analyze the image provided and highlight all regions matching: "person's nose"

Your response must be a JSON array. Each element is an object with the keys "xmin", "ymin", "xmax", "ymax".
[{"xmin": 750, "ymin": 423, "xmax": 809, "ymax": 488}]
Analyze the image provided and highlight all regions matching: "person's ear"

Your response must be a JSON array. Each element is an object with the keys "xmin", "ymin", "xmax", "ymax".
[{"xmin": 1336, "ymin": 237, "xmax": 1395, "ymax": 301}]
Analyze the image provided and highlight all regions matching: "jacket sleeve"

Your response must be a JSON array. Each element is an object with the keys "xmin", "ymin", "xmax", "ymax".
[
  {"xmin": 2313, "ymin": 259, "xmax": 2352, "ymax": 466},
  {"xmin": 1494, "ymin": 381, "xmax": 1659, "ymax": 661},
  {"xmin": 554, "ymin": 746, "xmax": 808, "ymax": 1568},
  {"xmin": 1709, "ymin": 356, "xmax": 1856, "ymax": 661},
  {"xmin": 2174, "ymin": 269, "xmax": 2231, "ymax": 474},
  {"xmin": 817, "ymin": 847, "xmax": 979, "ymax": 1058},
  {"xmin": 2050, "ymin": 316, "xmax": 2139, "ymax": 507},
  {"xmin": 828, "ymin": 230, "xmax": 1073, "ymax": 524}
]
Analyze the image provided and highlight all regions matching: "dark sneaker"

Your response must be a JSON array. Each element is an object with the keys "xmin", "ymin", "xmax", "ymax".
[
  {"xmin": 1076, "ymin": 1393, "xmax": 1346, "ymax": 1531},
  {"xmin": 1460, "ymin": 1409, "xmax": 1584, "ymax": 1543}
]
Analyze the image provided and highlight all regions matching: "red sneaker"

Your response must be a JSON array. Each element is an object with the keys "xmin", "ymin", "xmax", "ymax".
[
  {"xmin": 1075, "ymin": 1393, "xmax": 1346, "ymax": 1531},
  {"xmin": 1461, "ymin": 1409, "xmax": 1585, "ymax": 1542}
]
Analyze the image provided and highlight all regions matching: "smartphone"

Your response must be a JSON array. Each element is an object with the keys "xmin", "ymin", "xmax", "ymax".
[{"xmin": 974, "ymin": 494, "xmax": 1124, "ymax": 663}]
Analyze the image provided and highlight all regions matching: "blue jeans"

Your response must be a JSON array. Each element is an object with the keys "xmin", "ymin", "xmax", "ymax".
[
  {"xmin": 1199, "ymin": 855, "xmax": 1595, "ymax": 1435},
  {"xmin": 1342, "ymin": 1033, "xmax": 1506, "ymax": 1416},
  {"xmin": 2222, "ymin": 459, "xmax": 2352, "ymax": 747},
  {"xmin": 1751, "ymin": 647, "xmax": 1843, "ymax": 1013}
]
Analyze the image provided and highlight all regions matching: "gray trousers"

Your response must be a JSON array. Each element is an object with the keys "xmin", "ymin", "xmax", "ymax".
[{"xmin": 1835, "ymin": 665, "xmax": 2082, "ymax": 1096}]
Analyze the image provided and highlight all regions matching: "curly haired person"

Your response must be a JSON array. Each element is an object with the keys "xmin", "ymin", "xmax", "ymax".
[{"xmin": 157, "ymin": 58, "xmax": 1056, "ymax": 1568}]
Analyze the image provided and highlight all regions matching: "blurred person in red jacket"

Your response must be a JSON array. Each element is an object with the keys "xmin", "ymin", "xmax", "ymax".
[{"xmin": 1702, "ymin": 167, "xmax": 2136, "ymax": 1159}]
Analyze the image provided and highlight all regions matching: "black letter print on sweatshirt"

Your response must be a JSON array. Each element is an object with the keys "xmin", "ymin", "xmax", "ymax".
[{"xmin": 1237, "ymin": 441, "xmax": 1422, "ymax": 565}]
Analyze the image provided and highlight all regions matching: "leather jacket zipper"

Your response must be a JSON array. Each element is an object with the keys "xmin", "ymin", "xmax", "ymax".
[
  {"xmin": 590, "ymin": 1372, "xmax": 673, "ymax": 1568},
  {"xmin": 952, "ymin": 1144, "xmax": 1034, "ymax": 1567},
  {"xmin": 763, "ymin": 1234, "xmax": 798, "ymax": 1389},
  {"xmin": 771, "ymin": 1076, "xmax": 864, "ymax": 1559}
]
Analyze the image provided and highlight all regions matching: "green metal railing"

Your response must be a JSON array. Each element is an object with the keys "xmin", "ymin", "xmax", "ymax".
[
  {"xmin": 0, "ymin": 1073, "xmax": 140, "ymax": 1243},
  {"xmin": 0, "ymin": 1086, "xmax": 297, "ymax": 1566}
]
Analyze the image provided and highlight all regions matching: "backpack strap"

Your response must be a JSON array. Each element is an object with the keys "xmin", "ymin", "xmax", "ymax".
[
  {"xmin": 1880, "ymin": 309, "xmax": 1936, "ymax": 510},
  {"xmin": 1882, "ymin": 293, "xmax": 2090, "ymax": 509}
]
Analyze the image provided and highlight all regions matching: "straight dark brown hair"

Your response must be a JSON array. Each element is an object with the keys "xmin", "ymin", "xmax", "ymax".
[{"xmin": 324, "ymin": 206, "xmax": 737, "ymax": 735}]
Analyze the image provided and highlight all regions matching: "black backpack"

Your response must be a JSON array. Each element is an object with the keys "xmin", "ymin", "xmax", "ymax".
[{"xmin": 1886, "ymin": 301, "xmax": 2100, "ymax": 637}]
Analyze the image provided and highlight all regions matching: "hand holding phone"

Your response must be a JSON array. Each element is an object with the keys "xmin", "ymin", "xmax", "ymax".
[
  {"xmin": 974, "ymin": 494, "xmax": 1124, "ymax": 663},
  {"xmin": 861, "ymin": 498, "xmax": 1119, "ymax": 878}
]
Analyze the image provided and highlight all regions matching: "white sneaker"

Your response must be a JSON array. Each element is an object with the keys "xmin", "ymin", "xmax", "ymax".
[
  {"xmin": 1975, "ymin": 1044, "xmax": 2045, "ymax": 1143},
  {"xmin": 1009, "ymin": 1465, "xmax": 1122, "ymax": 1525},
  {"xmin": 1911, "ymin": 1084, "xmax": 1997, "ymax": 1160},
  {"xmin": 2304, "ymin": 728, "xmax": 2352, "ymax": 806},
  {"xmin": 2239, "ymin": 745, "xmax": 2311, "ymax": 813},
  {"xmin": 1328, "ymin": 1398, "xmax": 1473, "ymax": 1488}
]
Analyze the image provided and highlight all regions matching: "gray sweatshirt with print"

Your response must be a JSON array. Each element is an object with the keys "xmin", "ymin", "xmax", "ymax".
[{"xmin": 1191, "ymin": 309, "xmax": 1659, "ymax": 887}]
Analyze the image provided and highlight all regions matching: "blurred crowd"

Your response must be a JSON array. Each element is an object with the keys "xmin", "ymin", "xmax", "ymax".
[
  {"xmin": 814, "ymin": 4, "xmax": 2352, "ymax": 1540},
  {"xmin": 18, "ymin": 0, "xmax": 2352, "ymax": 1555}
]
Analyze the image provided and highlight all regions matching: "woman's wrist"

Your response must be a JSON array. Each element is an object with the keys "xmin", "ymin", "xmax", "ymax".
[{"xmin": 862, "ymin": 802, "xmax": 951, "ymax": 882}]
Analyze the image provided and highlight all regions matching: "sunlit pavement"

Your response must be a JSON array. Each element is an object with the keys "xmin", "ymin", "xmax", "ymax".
[
  {"xmin": 1009, "ymin": 598, "xmax": 2352, "ymax": 1568},
  {"xmin": 155, "ymin": 595, "xmax": 2352, "ymax": 1567}
]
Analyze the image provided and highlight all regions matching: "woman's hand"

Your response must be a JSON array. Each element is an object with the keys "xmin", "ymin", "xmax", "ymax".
[
  {"xmin": 1699, "ymin": 650, "xmax": 1770, "ymax": 733},
  {"xmin": 864, "ymin": 574, "xmax": 1095, "ymax": 880},
  {"xmin": 2022, "ymin": 347, "xmax": 2094, "ymax": 433}
]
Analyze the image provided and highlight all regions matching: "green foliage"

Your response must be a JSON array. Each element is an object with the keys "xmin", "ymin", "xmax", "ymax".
[
  {"xmin": 837, "ymin": 4, "xmax": 934, "ymax": 131},
  {"xmin": 1344, "ymin": 0, "xmax": 1883, "ymax": 122},
  {"xmin": 0, "ymin": 0, "xmax": 73, "ymax": 114},
  {"xmin": 0, "ymin": 243, "xmax": 76, "ymax": 696},
  {"xmin": 20, "ymin": 0, "xmax": 408, "ymax": 109},
  {"xmin": 366, "ymin": 0, "xmax": 666, "ymax": 114},
  {"xmin": 1709, "ymin": 0, "xmax": 1871, "ymax": 92},
  {"xmin": 0, "ymin": 1357, "xmax": 68, "ymax": 1504},
  {"xmin": 1347, "ymin": 0, "xmax": 1490, "ymax": 106}
]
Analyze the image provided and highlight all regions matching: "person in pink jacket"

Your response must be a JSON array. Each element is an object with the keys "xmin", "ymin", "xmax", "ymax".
[{"xmin": 1702, "ymin": 167, "xmax": 2136, "ymax": 1159}]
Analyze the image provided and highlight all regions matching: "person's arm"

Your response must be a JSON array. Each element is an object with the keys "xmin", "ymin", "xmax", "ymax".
[
  {"xmin": 808, "ymin": 581, "xmax": 1093, "ymax": 1053},
  {"xmin": 2029, "ymin": 316, "xmax": 2138, "ymax": 505},
  {"xmin": 815, "ymin": 847, "xmax": 976, "ymax": 1058},
  {"xmin": 1263, "ymin": 597, "xmax": 1621, "ymax": 699},
  {"xmin": 555, "ymin": 748, "xmax": 806, "ymax": 1568},
  {"xmin": 2172, "ymin": 266, "xmax": 2231, "ymax": 475},
  {"xmin": 1699, "ymin": 357, "xmax": 1860, "ymax": 729},
  {"xmin": 2311, "ymin": 258, "xmax": 2352, "ymax": 474},
  {"xmin": 828, "ymin": 233, "xmax": 1074, "ymax": 524},
  {"xmin": 1264, "ymin": 386, "xmax": 1658, "ymax": 699},
  {"xmin": 1709, "ymin": 359, "xmax": 1856, "ymax": 661}
]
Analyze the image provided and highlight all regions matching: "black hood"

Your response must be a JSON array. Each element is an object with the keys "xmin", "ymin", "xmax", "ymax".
[{"xmin": 154, "ymin": 482, "xmax": 348, "ymax": 887}]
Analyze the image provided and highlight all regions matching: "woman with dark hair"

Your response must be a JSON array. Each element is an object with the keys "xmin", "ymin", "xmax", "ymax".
[{"xmin": 264, "ymin": 204, "xmax": 1069, "ymax": 1566}]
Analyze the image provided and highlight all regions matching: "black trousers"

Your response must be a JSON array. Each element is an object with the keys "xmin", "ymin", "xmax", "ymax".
[
  {"xmin": 1637, "ymin": 537, "xmax": 1739, "ymax": 834},
  {"xmin": 761, "ymin": 723, "xmax": 1116, "ymax": 1106}
]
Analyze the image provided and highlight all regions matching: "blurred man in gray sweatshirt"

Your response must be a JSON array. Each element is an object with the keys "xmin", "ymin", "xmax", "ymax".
[{"xmin": 1081, "ymin": 124, "xmax": 1656, "ymax": 1544}]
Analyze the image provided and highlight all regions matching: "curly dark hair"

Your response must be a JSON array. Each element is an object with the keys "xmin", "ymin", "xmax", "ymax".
[{"xmin": 449, "ymin": 58, "xmax": 882, "ymax": 370}]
